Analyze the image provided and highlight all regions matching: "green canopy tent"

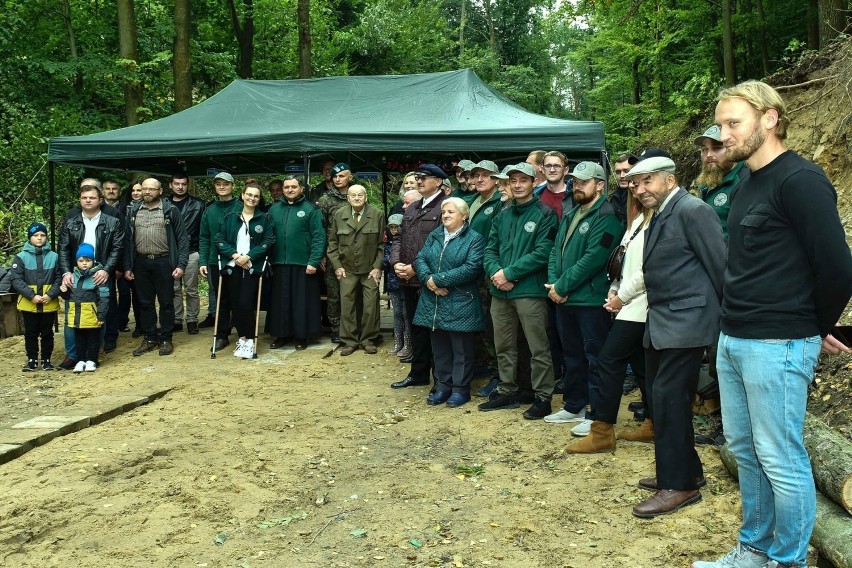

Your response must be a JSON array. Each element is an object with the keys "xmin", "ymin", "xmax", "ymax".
[{"xmin": 47, "ymin": 68, "xmax": 605, "ymax": 233}]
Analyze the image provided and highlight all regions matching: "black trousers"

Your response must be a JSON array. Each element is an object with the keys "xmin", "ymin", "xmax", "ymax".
[
  {"xmin": 22, "ymin": 311, "xmax": 55, "ymax": 360},
  {"xmin": 645, "ymin": 345, "xmax": 704, "ymax": 490},
  {"xmin": 75, "ymin": 327, "xmax": 101, "ymax": 363},
  {"xmin": 593, "ymin": 319, "xmax": 647, "ymax": 424},
  {"xmin": 134, "ymin": 255, "xmax": 176, "ymax": 342},
  {"xmin": 403, "ymin": 286, "xmax": 432, "ymax": 382},
  {"xmin": 217, "ymin": 268, "xmax": 260, "ymax": 339},
  {"xmin": 431, "ymin": 330, "xmax": 477, "ymax": 394}
]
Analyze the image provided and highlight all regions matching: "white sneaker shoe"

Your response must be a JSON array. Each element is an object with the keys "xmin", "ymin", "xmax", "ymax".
[
  {"xmin": 238, "ymin": 339, "xmax": 255, "ymax": 359},
  {"xmin": 543, "ymin": 408, "xmax": 586, "ymax": 424},
  {"xmin": 571, "ymin": 419, "xmax": 593, "ymax": 437},
  {"xmin": 233, "ymin": 338, "xmax": 246, "ymax": 357},
  {"xmin": 84, "ymin": 360, "xmax": 97, "ymax": 372},
  {"xmin": 73, "ymin": 361, "xmax": 86, "ymax": 374}
]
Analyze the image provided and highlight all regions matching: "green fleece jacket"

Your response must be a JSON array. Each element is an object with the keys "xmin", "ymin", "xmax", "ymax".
[
  {"xmin": 483, "ymin": 197, "xmax": 557, "ymax": 299},
  {"xmin": 468, "ymin": 190, "xmax": 503, "ymax": 240},
  {"xmin": 267, "ymin": 195, "xmax": 326, "ymax": 267},
  {"xmin": 548, "ymin": 197, "xmax": 624, "ymax": 306},
  {"xmin": 199, "ymin": 197, "xmax": 242, "ymax": 266}
]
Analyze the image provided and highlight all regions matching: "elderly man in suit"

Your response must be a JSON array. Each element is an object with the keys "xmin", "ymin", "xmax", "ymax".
[
  {"xmin": 326, "ymin": 184, "xmax": 386, "ymax": 356},
  {"xmin": 627, "ymin": 156, "xmax": 726, "ymax": 518}
]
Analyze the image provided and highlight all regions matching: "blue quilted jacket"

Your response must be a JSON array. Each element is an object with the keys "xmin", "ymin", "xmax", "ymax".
[{"xmin": 412, "ymin": 223, "xmax": 484, "ymax": 333}]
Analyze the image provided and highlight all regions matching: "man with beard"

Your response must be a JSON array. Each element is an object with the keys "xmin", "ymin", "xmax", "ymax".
[
  {"xmin": 544, "ymin": 162, "xmax": 623, "ymax": 437},
  {"xmin": 691, "ymin": 81, "xmax": 852, "ymax": 568},
  {"xmin": 693, "ymin": 124, "xmax": 746, "ymax": 238}
]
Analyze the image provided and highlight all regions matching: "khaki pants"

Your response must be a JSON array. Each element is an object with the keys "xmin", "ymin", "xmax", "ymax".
[
  {"xmin": 339, "ymin": 272, "xmax": 380, "ymax": 347},
  {"xmin": 491, "ymin": 296, "xmax": 555, "ymax": 400},
  {"xmin": 173, "ymin": 251, "xmax": 200, "ymax": 323}
]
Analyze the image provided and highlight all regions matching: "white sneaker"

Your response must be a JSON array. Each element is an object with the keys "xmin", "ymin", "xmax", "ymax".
[
  {"xmin": 233, "ymin": 338, "xmax": 246, "ymax": 357},
  {"xmin": 238, "ymin": 339, "xmax": 255, "ymax": 359},
  {"xmin": 691, "ymin": 543, "xmax": 768, "ymax": 568},
  {"xmin": 73, "ymin": 361, "xmax": 86, "ymax": 373},
  {"xmin": 84, "ymin": 361, "xmax": 97, "ymax": 372},
  {"xmin": 571, "ymin": 419, "xmax": 593, "ymax": 437},
  {"xmin": 543, "ymin": 408, "xmax": 587, "ymax": 424}
]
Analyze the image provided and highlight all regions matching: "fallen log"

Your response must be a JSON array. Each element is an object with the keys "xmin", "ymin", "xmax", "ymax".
[
  {"xmin": 804, "ymin": 414, "xmax": 852, "ymax": 515},
  {"xmin": 719, "ymin": 444, "xmax": 852, "ymax": 568}
]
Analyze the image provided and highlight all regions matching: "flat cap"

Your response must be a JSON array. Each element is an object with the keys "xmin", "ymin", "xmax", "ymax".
[{"xmin": 627, "ymin": 156, "xmax": 677, "ymax": 177}]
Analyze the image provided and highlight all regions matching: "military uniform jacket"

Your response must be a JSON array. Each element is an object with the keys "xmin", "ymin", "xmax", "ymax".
[
  {"xmin": 327, "ymin": 204, "xmax": 386, "ymax": 275},
  {"xmin": 317, "ymin": 187, "xmax": 350, "ymax": 232},
  {"xmin": 548, "ymin": 197, "xmax": 624, "ymax": 306},
  {"xmin": 483, "ymin": 197, "xmax": 557, "ymax": 300},
  {"xmin": 267, "ymin": 195, "xmax": 325, "ymax": 267}
]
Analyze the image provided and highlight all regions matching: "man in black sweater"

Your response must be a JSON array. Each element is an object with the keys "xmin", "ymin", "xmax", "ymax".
[{"xmin": 691, "ymin": 81, "xmax": 852, "ymax": 568}]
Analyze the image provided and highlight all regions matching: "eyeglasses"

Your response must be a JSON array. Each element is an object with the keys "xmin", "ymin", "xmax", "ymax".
[{"xmin": 543, "ymin": 164, "xmax": 564, "ymax": 170}]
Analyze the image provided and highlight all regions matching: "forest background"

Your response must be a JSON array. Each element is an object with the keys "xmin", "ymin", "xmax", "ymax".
[{"xmin": 0, "ymin": 0, "xmax": 849, "ymax": 261}]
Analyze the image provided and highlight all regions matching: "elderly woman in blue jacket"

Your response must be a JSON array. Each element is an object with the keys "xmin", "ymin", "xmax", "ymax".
[{"xmin": 413, "ymin": 197, "xmax": 485, "ymax": 408}]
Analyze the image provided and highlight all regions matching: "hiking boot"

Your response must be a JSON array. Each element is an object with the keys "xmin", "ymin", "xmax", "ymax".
[
  {"xmin": 476, "ymin": 376, "xmax": 500, "ymax": 397},
  {"xmin": 618, "ymin": 419, "xmax": 655, "ymax": 442},
  {"xmin": 41, "ymin": 359, "xmax": 55, "ymax": 371},
  {"xmin": 133, "ymin": 340, "xmax": 159, "ymax": 356},
  {"xmin": 478, "ymin": 393, "xmax": 520, "ymax": 411},
  {"xmin": 565, "ymin": 421, "xmax": 615, "ymax": 453},
  {"xmin": 571, "ymin": 419, "xmax": 593, "ymax": 437},
  {"xmin": 159, "ymin": 341, "xmax": 174, "ymax": 356},
  {"xmin": 22, "ymin": 359, "xmax": 37, "ymax": 372},
  {"xmin": 543, "ymin": 408, "xmax": 586, "ymax": 424},
  {"xmin": 186, "ymin": 321, "xmax": 199, "ymax": 335},
  {"xmin": 690, "ymin": 543, "xmax": 768, "ymax": 568},
  {"xmin": 523, "ymin": 399, "xmax": 552, "ymax": 420},
  {"xmin": 198, "ymin": 315, "xmax": 216, "ymax": 328}
]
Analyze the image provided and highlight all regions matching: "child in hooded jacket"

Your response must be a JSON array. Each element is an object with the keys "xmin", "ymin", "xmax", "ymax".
[{"xmin": 59, "ymin": 243, "xmax": 109, "ymax": 373}]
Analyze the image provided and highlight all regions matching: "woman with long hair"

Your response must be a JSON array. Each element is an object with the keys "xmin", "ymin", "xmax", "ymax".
[
  {"xmin": 564, "ymin": 178, "xmax": 654, "ymax": 452},
  {"xmin": 120, "ymin": 179, "xmax": 144, "ymax": 335}
]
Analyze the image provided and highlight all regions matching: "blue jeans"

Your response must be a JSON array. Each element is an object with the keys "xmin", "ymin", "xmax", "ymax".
[
  {"xmin": 554, "ymin": 305, "xmax": 612, "ymax": 415},
  {"xmin": 717, "ymin": 332, "xmax": 821, "ymax": 567}
]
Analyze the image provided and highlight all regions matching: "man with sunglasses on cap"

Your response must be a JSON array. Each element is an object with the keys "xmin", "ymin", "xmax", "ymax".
[
  {"xmin": 318, "ymin": 163, "xmax": 354, "ymax": 344},
  {"xmin": 390, "ymin": 164, "xmax": 448, "ymax": 389}
]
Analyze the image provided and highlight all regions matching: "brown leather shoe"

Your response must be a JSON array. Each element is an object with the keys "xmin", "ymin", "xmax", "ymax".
[
  {"xmin": 159, "ymin": 341, "xmax": 174, "ymax": 356},
  {"xmin": 363, "ymin": 345, "xmax": 378, "ymax": 354},
  {"xmin": 618, "ymin": 418, "xmax": 655, "ymax": 442},
  {"xmin": 638, "ymin": 475, "xmax": 707, "ymax": 491},
  {"xmin": 632, "ymin": 489, "xmax": 702, "ymax": 518},
  {"xmin": 132, "ymin": 340, "xmax": 159, "ymax": 357},
  {"xmin": 565, "ymin": 421, "xmax": 616, "ymax": 454},
  {"xmin": 339, "ymin": 345, "xmax": 358, "ymax": 356}
]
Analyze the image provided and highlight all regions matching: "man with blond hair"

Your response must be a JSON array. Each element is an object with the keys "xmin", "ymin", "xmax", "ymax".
[{"xmin": 691, "ymin": 81, "xmax": 852, "ymax": 568}]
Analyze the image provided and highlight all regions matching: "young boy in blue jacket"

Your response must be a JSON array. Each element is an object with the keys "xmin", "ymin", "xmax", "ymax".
[{"xmin": 59, "ymin": 243, "xmax": 109, "ymax": 373}]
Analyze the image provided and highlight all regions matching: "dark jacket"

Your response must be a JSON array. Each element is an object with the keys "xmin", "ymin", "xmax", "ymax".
[
  {"xmin": 267, "ymin": 195, "xmax": 325, "ymax": 267},
  {"xmin": 382, "ymin": 234, "xmax": 401, "ymax": 293},
  {"xmin": 168, "ymin": 195, "xmax": 205, "ymax": 252},
  {"xmin": 199, "ymin": 197, "xmax": 242, "ymax": 266},
  {"xmin": 390, "ymin": 192, "xmax": 447, "ymax": 288},
  {"xmin": 125, "ymin": 199, "xmax": 190, "ymax": 272},
  {"xmin": 58, "ymin": 210, "xmax": 125, "ymax": 276},
  {"xmin": 60, "ymin": 262, "xmax": 110, "ymax": 329},
  {"xmin": 484, "ymin": 197, "xmax": 557, "ymax": 300},
  {"xmin": 10, "ymin": 242, "xmax": 62, "ymax": 313},
  {"xmin": 697, "ymin": 161, "xmax": 746, "ymax": 239},
  {"xmin": 412, "ymin": 223, "xmax": 485, "ymax": 333},
  {"xmin": 549, "ymin": 197, "xmax": 624, "ymax": 306},
  {"xmin": 327, "ymin": 204, "xmax": 386, "ymax": 274},
  {"xmin": 468, "ymin": 190, "xmax": 503, "ymax": 240},
  {"xmin": 215, "ymin": 209, "xmax": 275, "ymax": 274}
]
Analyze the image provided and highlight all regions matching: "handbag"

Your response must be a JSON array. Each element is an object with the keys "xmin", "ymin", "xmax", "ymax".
[{"xmin": 606, "ymin": 222, "xmax": 644, "ymax": 281}]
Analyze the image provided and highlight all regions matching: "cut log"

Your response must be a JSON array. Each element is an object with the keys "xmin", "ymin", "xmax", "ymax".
[
  {"xmin": 804, "ymin": 414, "xmax": 852, "ymax": 515},
  {"xmin": 719, "ymin": 444, "xmax": 852, "ymax": 568}
]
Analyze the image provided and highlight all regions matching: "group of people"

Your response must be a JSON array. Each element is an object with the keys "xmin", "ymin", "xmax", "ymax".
[{"xmin": 9, "ymin": 79, "xmax": 852, "ymax": 568}]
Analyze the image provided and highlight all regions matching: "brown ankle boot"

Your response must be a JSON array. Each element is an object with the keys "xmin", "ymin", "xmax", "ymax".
[
  {"xmin": 565, "ymin": 421, "xmax": 615, "ymax": 453},
  {"xmin": 617, "ymin": 419, "xmax": 654, "ymax": 442}
]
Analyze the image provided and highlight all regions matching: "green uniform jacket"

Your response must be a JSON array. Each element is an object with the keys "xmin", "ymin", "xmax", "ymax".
[
  {"xmin": 61, "ymin": 263, "xmax": 109, "ymax": 329},
  {"xmin": 267, "ymin": 195, "xmax": 326, "ymax": 267},
  {"xmin": 698, "ymin": 161, "xmax": 746, "ymax": 239},
  {"xmin": 327, "ymin": 204, "xmax": 386, "ymax": 274},
  {"xmin": 10, "ymin": 242, "xmax": 62, "ymax": 313},
  {"xmin": 317, "ymin": 186, "xmax": 350, "ymax": 231},
  {"xmin": 484, "ymin": 197, "xmax": 557, "ymax": 300},
  {"xmin": 199, "ymin": 197, "xmax": 242, "ymax": 266},
  {"xmin": 215, "ymin": 209, "xmax": 275, "ymax": 273},
  {"xmin": 468, "ymin": 190, "xmax": 503, "ymax": 240},
  {"xmin": 451, "ymin": 187, "xmax": 479, "ymax": 206},
  {"xmin": 548, "ymin": 197, "xmax": 624, "ymax": 306}
]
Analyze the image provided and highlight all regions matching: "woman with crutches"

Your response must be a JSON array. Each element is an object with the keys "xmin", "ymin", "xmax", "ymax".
[{"xmin": 213, "ymin": 184, "xmax": 274, "ymax": 359}]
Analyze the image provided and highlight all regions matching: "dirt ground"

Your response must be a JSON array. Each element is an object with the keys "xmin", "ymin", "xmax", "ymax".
[{"xmin": 0, "ymin": 317, "xmax": 754, "ymax": 568}]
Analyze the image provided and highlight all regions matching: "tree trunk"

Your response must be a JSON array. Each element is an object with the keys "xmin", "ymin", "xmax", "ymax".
[
  {"xmin": 59, "ymin": 0, "xmax": 83, "ymax": 93},
  {"xmin": 483, "ymin": 0, "xmax": 496, "ymax": 55},
  {"xmin": 297, "ymin": 0, "xmax": 311, "ymax": 78},
  {"xmin": 226, "ymin": 0, "xmax": 255, "ymax": 79},
  {"xmin": 808, "ymin": 0, "xmax": 821, "ymax": 49},
  {"xmin": 173, "ymin": 0, "xmax": 192, "ymax": 111},
  {"xmin": 804, "ymin": 414, "xmax": 852, "ymax": 515},
  {"xmin": 755, "ymin": 0, "xmax": 769, "ymax": 76},
  {"xmin": 459, "ymin": 0, "xmax": 466, "ymax": 57},
  {"xmin": 631, "ymin": 58, "xmax": 641, "ymax": 105},
  {"xmin": 117, "ymin": 0, "xmax": 143, "ymax": 125},
  {"xmin": 721, "ymin": 0, "xmax": 736, "ymax": 85},
  {"xmin": 820, "ymin": 0, "xmax": 849, "ymax": 45}
]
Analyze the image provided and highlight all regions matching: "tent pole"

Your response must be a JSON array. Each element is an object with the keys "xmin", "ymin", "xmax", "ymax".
[
  {"xmin": 48, "ymin": 161, "xmax": 56, "ymax": 249},
  {"xmin": 302, "ymin": 152, "xmax": 309, "ymax": 188},
  {"xmin": 381, "ymin": 168, "xmax": 388, "ymax": 219}
]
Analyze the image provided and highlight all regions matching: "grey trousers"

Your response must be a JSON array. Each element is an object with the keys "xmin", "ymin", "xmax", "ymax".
[
  {"xmin": 491, "ymin": 296, "xmax": 555, "ymax": 400},
  {"xmin": 173, "ymin": 251, "xmax": 200, "ymax": 323}
]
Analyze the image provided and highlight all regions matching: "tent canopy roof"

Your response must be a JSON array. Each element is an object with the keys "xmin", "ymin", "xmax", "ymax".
[{"xmin": 48, "ymin": 69, "xmax": 605, "ymax": 176}]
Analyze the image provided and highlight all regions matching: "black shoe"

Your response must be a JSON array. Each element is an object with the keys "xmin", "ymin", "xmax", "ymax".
[
  {"xmin": 391, "ymin": 375, "xmax": 430, "ymax": 389},
  {"xmin": 133, "ymin": 340, "xmax": 159, "ymax": 356},
  {"xmin": 58, "ymin": 357, "xmax": 76, "ymax": 371},
  {"xmin": 523, "ymin": 399, "xmax": 552, "ymax": 420},
  {"xmin": 103, "ymin": 342, "xmax": 117, "ymax": 354},
  {"xmin": 187, "ymin": 321, "xmax": 199, "ymax": 335},
  {"xmin": 623, "ymin": 374, "xmax": 638, "ymax": 395},
  {"xmin": 22, "ymin": 359, "xmax": 37, "ymax": 372},
  {"xmin": 211, "ymin": 338, "xmax": 230, "ymax": 352},
  {"xmin": 132, "ymin": 328, "xmax": 143, "ymax": 337},
  {"xmin": 478, "ymin": 393, "xmax": 520, "ymax": 411},
  {"xmin": 294, "ymin": 340, "xmax": 308, "ymax": 351},
  {"xmin": 198, "ymin": 315, "xmax": 216, "ymax": 328},
  {"xmin": 173, "ymin": 323, "xmax": 183, "ymax": 332},
  {"xmin": 628, "ymin": 401, "xmax": 644, "ymax": 412},
  {"xmin": 270, "ymin": 337, "xmax": 291, "ymax": 349},
  {"xmin": 399, "ymin": 355, "xmax": 414, "ymax": 364},
  {"xmin": 41, "ymin": 359, "xmax": 55, "ymax": 371},
  {"xmin": 159, "ymin": 341, "xmax": 174, "ymax": 356},
  {"xmin": 633, "ymin": 408, "xmax": 646, "ymax": 422}
]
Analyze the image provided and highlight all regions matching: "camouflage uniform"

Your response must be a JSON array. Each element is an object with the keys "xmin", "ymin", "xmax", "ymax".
[{"xmin": 317, "ymin": 186, "xmax": 350, "ymax": 334}]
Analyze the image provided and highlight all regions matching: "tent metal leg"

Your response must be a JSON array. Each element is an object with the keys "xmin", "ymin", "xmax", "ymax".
[{"xmin": 48, "ymin": 161, "xmax": 56, "ymax": 249}]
